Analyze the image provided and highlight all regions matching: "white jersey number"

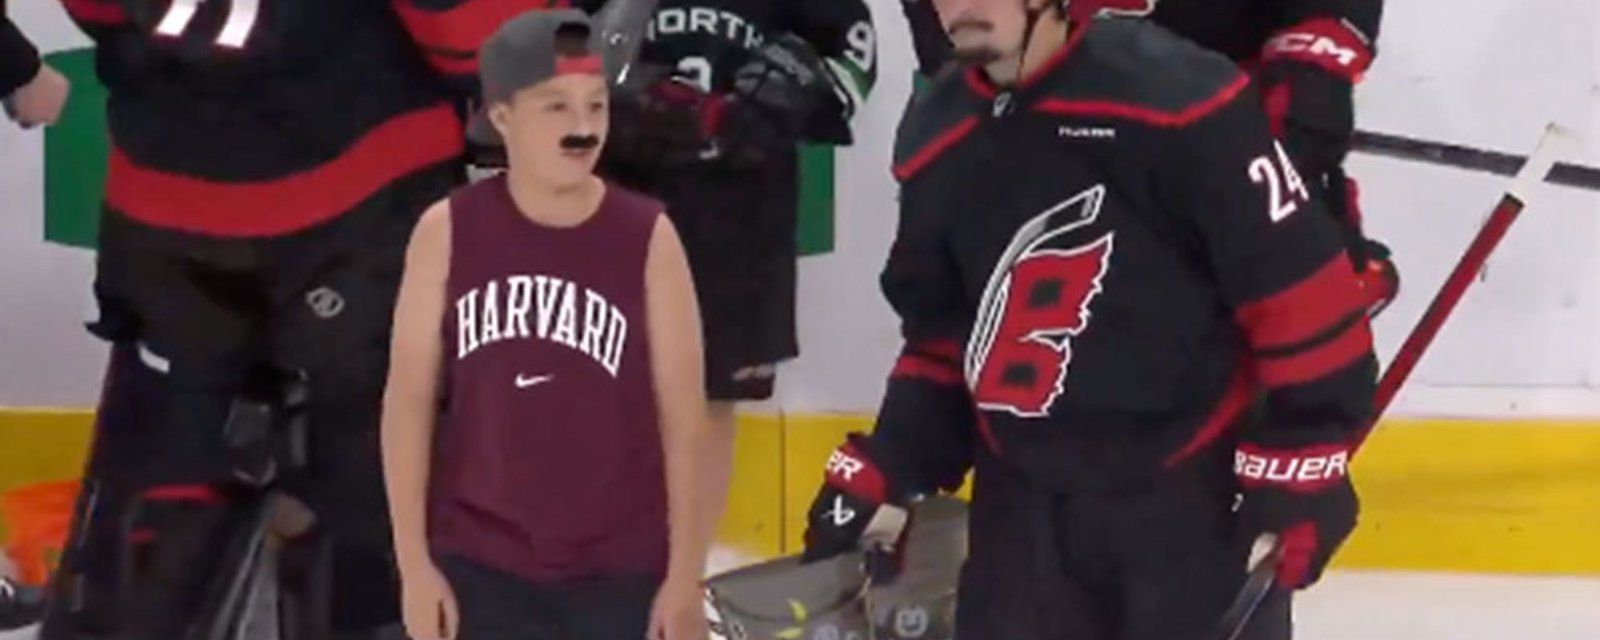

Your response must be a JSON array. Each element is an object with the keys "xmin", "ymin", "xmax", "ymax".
[
  {"xmin": 676, "ymin": 56, "xmax": 714, "ymax": 93},
  {"xmin": 844, "ymin": 21, "xmax": 876, "ymax": 72},
  {"xmin": 155, "ymin": 0, "xmax": 262, "ymax": 49},
  {"xmin": 1248, "ymin": 140, "xmax": 1312, "ymax": 223}
]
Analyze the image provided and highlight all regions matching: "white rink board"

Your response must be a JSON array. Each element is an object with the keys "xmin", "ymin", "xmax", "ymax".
[{"xmin": 3, "ymin": 1, "xmax": 1600, "ymax": 419}]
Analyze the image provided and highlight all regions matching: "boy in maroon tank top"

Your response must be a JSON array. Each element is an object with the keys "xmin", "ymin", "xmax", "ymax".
[{"xmin": 378, "ymin": 10, "xmax": 731, "ymax": 640}]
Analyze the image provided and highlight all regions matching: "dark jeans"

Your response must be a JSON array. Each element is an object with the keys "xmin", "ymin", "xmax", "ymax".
[{"xmin": 437, "ymin": 555, "xmax": 659, "ymax": 640}]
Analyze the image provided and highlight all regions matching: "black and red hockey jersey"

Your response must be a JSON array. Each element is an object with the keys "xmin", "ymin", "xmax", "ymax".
[
  {"xmin": 57, "ymin": 0, "xmax": 561, "ymax": 237},
  {"xmin": 873, "ymin": 18, "xmax": 1377, "ymax": 493},
  {"xmin": 901, "ymin": 0, "xmax": 1380, "ymax": 79}
]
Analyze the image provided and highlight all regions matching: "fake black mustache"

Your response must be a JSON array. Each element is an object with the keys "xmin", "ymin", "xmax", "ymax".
[{"xmin": 561, "ymin": 134, "xmax": 601, "ymax": 150}]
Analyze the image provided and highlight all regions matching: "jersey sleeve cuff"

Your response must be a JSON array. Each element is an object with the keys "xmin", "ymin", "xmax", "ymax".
[{"xmin": 0, "ymin": 18, "xmax": 41, "ymax": 98}]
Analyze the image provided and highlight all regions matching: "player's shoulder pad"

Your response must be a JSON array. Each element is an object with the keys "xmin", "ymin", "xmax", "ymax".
[
  {"xmin": 892, "ymin": 66, "xmax": 986, "ymax": 181},
  {"xmin": 1042, "ymin": 17, "xmax": 1251, "ymax": 127}
]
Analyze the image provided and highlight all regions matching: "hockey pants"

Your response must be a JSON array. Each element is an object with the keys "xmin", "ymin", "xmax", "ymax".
[
  {"xmin": 954, "ymin": 445, "xmax": 1292, "ymax": 640},
  {"xmin": 39, "ymin": 167, "xmax": 454, "ymax": 639}
]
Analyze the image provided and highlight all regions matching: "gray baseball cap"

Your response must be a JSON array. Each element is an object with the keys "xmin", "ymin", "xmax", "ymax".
[{"xmin": 466, "ymin": 8, "xmax": 605, "ymax": 146}]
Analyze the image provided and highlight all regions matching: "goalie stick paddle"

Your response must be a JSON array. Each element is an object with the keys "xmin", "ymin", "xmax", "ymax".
[
  {"xmin": 1362, "ymin": 123, "xmax": 1571, "ymax": 438},
  {"xmin": 1351, "ymin": 128, "xmax": 1600, "ymax": 192}
]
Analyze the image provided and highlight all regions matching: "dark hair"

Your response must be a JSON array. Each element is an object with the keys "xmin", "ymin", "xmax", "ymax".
[{"xmin": 553, "ymin": 22, "xmax": 591, "ymax": 57}]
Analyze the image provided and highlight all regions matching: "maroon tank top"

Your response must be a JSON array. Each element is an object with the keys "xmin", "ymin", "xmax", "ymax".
[{"xmin": 429, "ymin": 174, "xmax": 667, "ymax": 583}]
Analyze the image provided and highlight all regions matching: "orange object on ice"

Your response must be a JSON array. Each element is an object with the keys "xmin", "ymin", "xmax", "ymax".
[{"xmin": 1, "ymin": 479, "xmax": 81, "ymax": 586}]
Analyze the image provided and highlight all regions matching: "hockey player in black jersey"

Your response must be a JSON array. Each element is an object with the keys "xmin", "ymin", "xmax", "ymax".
[
  {"xmin": 578, "ymin": 0, "xmax": 877, "ymax": 428},
  {"xmin": 904, "ymin": 0, "xmax": 1397, "ymax": 320},
  {"xmin": 39, "ymin": 1, "xmax": 563, "ymax": 639},
  {"xmin": 800, "ymin": 1, "xmax": 1377, "ymax": 638}
]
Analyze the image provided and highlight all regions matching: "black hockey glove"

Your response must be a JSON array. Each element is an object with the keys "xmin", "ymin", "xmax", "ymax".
[
  {"xmin": 1256, "ymin": 18, "xmax": 1375, "ymax": 182},
  {"xmin": 1234, "ymin": 423, "xmax": 1359, "ymax": 590},
  {"xmin": 721, "ymin": 34, "xmax": 839, "ymax": 153},
  {"xmin": 1256, "ymin": 63, "xmax": 1353, "ymax": 184},
  {"xmin": 800, "ymin": 434, "xmax": 915, "ymax": 579},
  {"xmin": 606, "ymin": 63, "xmax": 720, "ymax": 167}
]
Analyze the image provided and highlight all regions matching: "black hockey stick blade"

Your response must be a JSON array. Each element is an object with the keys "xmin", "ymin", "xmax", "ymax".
[
  {"xmin": 1214, "ymin": 534, "xmax": 1283, "ymax": 640},
  {"xmin": 1351, "ymin": 129, "xmax": 1600, "ymax": 191}
]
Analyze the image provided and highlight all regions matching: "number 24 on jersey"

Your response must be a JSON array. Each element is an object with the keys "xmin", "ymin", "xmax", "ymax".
[{"xmin": 1249, "ymin": 141, "xmax": 1311, "ymax": 223}]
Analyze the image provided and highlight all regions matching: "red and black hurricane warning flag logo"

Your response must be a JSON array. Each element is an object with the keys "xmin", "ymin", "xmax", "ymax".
[{"xmin": 966, "ymin": 185, "xmax": 1115, "ymax": 419}]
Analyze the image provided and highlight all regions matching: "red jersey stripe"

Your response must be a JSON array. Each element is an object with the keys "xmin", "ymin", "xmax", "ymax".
[
  {"xmin": 421, "ymin": 50, "xmax": 480, "ymax": 76},
  {"xmin": 107, "ymin": 105, "xmax": 464, "ymax": 237},
  {"xmin": 60, "ymin": 0, "xmax": 127, "ymax": 25},
  {"xmin": 914, "ymin": 338, "xmax": 963, "ymax": 363},
  {"xmin": 1164, "ymin": 362, "xmax": 1254, "ymax": 466},
  {"xmin": 142, "ymin": 484, "xmax": 222, "ymax": 503},
  {"xmin": 892, "ymin": 352, "xmax": 964, "ymax": 387},
  {"xmin": 1032, "ymin": 72, "xmax": 1250, "ymax": 127},
  {"xmin": 1235, "ymin": 254, "xmax": 1366, "ymax": 350},
  {"xmin": 393, "ymin": 0, "xmax": 563, "ymax": 64},
  {"xmin": 1256, "ymin": 318, "xmax": 1373, "ymax": 387},
  {"xmin": 893, "ymin": 116, "xmax": 979, "ymax": 181}
]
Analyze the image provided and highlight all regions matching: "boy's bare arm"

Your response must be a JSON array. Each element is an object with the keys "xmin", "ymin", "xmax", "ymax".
[{"xmin": 381, "ymin": 199, "xmax": 452, "ymax": 571}]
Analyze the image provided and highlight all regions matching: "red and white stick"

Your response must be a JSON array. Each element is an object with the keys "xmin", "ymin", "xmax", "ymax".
[{"xmin": 1361, "ymin": 123, "xmax": 1573, "ymax": 448}]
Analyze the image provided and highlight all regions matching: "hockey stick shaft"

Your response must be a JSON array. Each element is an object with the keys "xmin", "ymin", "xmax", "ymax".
[
  {"xmin": 1214, "ymin": 534, "xmax": 1283, "ymax": 640},
  {"xmin": 1362, "ymin": 124, "xmax": 1569, "ymax": 441},
  {"xmin": 1352, "ymin": 129, "xmax": 1600, "ymax": 191}
]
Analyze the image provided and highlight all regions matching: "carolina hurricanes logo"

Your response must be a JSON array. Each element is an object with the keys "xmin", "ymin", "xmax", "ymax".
[
  {"xmin": 966, "ymin": 185, "xmax": 1115, "ymax": 418},
  {"xmin": 1095, "ymin": 0, "xmax": 1159, "ymax": 18}
]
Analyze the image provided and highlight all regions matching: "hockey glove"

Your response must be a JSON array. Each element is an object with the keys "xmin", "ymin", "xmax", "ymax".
[
  {"xmin": 801, "ymin": 434, "xmax": 914, "ymax": 577},
  {"xmin": 606, "ymin": 64, "xmax": 723, "ymax": 166},
  {"xmin": 1332, "ymin": 176, "xmax": 1401, "ymax": 318},
  {"xmin": 1355, "ymin": 239, "xmax": 1399, "ymax": 319},
  {"xmin": 1256, "ymin": 19, "xmax": 1375, "ymax": 181},
  {"xmin": 722, "ymin": 34, "xmax": 840, "ymax": 151},
  {"xmin": 1234, "ymin": 424, "xmax": 1358, "ymax": 589}
]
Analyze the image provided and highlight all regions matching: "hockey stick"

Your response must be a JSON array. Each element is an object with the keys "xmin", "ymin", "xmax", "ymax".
[
  {"xmin": 1351, "ymin": 128, "xmax": 1600, "ymax": 192},
  {"xmin": 1214, "ymin": 533, "xmax": 1283, "ymax": 640},
  {"xmin": 1362, "ymin": 123, "xmax": 1571, "ymax": 438},
  {"xmin": 588, "ymin": 0, "xmax": 661, "ymax": 88},
  {"xmin": 191, "ymin": 491, "xmax": 275, "ymax": 640}
]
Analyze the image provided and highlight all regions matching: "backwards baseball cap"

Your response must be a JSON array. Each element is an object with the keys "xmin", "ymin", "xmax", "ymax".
[{"xmin": 466, "ymin": 9, "xmax": 607, "ymax": 146}]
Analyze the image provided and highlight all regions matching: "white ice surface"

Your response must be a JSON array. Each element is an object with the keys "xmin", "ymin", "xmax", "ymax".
[{"xmin": 5, "ymin": 551, "xmax": 1596, "ymax": 640}]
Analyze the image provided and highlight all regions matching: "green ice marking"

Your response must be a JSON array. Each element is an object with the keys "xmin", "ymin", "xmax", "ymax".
[{"xmin": 43, "ymin": 47, "xmax": 108, "ymax": 251}]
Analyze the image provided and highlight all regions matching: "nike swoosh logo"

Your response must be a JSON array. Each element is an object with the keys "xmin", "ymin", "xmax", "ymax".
[{"xmin": 514, "ymin": 374, "xmax": 553, "ymax": 388}]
